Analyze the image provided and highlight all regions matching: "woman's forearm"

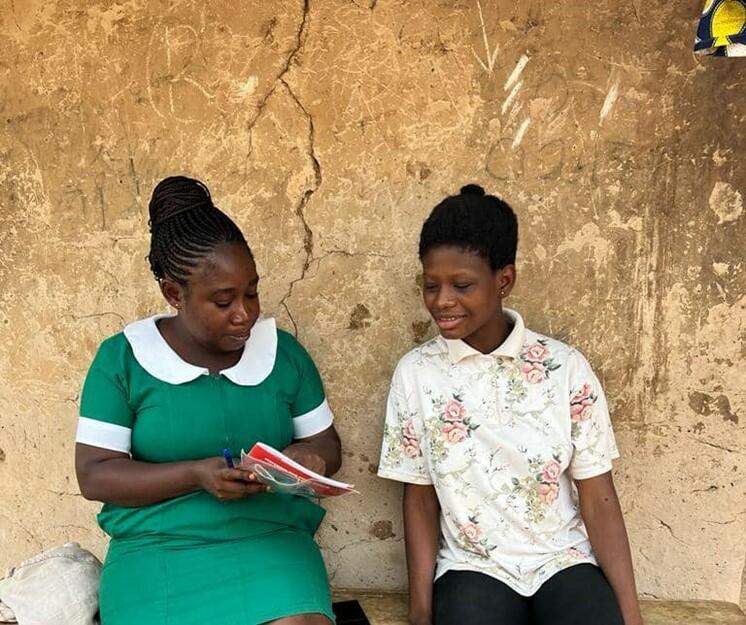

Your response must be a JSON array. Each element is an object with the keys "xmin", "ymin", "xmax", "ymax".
[
  {"xmin": 580, "ymin": 482, "xmax": 643, "ymax": 625},
  {"xmin": 304, "ymin": 432, "xmax": 342, "ymax": 476},
  {"xmin": 404, "ymin": 483, "xmax": 441, "ymax": 625},
  {"xmin": 76, "ymin": 448, "xmax": 202, "ymax": 507},
  {"xmin": 285, "ymin": 426, "xmax": 342, "ymax": 477},
  {"xmin": 75, "ymin": 444, "xmax": 262, "ymax": 507}
]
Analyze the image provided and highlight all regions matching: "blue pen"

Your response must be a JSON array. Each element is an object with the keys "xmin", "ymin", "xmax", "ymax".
[{"xmin": 222, "ymin": 448, "xmax": 234, "ymax": 468}]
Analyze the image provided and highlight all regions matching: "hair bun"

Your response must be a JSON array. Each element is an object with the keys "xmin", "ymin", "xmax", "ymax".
[
  {"xmin": 149, "ymin": 176, "xmax": 213, "ymax": 230},
  {"xmin": 460, "ymin": 184, "xmax": 485, "ymax": 196}
]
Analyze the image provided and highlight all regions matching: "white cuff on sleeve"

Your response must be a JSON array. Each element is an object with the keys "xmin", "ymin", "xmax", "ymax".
[
  {"xmin": 75, "ymin": 417, "xmax": 132, "ymax": 453},
  {"xmin": 293, "ymin": 399, "xmax": 334, "ymax": 439}
]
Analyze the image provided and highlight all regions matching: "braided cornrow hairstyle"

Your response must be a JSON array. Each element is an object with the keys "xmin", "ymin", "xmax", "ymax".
[
  {"xmin": 147, "ymin": 176, "xmax": 250, "ymax": 285},
  {"xmin": 418, "ymin": 184, "xmax": 518, "ymax": 271}
]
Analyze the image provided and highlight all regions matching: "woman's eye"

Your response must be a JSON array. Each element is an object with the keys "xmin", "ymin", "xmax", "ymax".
[
  {"xmin": 423, "ymin": 285, "xmax": 438, "ymax": 292},
  {"xmin": 215, "ymin": 301, "xmax": 231, "ymax": 308},
  {"xmin": 246, "ymin": 292, "xmax": 258, "ymax": 300},
  {"xmin": 454, "ymin": 283, "xmax": 472, "ymax": 290}
]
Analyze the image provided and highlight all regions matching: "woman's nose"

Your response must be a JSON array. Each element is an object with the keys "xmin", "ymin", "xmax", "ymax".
[
  {"xmin": 231, "ymin": 304, "xmax": 250, "ymax": 324},
  {"xmin": 435, "ymin": 288, "xmax": 456, "ymax": 309}
]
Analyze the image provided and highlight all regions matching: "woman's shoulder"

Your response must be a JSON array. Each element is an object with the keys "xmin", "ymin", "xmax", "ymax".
[
  {"xmin": 391, "ymin": 336, "xmax": 447, "ymax": 378},
  {"xmin": 82, "ymin": 331, "xmax": 139, "ymax": 388},
  {"xmin": 275, "ymin": 326, "xmax": 303, "ymax": 353},
  {"xmin": 521, "ymin": 327, "xmax": 576, "ymax": 359},
  {"xmin": 520, "ymin": 327, "xmax": 595, "ymax": 377},
  {"xmin": 274, "ymin": 325, "xmax": 318, "ymax": 368},
  {"xmin": 90, "ymin": 331, "xmax": 133, "ymax": 365}
]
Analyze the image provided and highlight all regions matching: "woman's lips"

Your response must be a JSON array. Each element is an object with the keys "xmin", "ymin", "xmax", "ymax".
[
  {"xmin": 227, "ymin": 330, "xmax": 251, "ymax": 343},
  {"xmin": 435, "ymin": 315, "xmax": 466, "ymax": 331}
]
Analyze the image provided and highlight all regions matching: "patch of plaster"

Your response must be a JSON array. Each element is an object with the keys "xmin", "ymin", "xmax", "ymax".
[
  {"xmin": 554, "ymin": 222, "xmax": 612, "ymax": 267},
  {"xmin": 709, "ymin": 182, "xmax": 743, "ymax": 225}
]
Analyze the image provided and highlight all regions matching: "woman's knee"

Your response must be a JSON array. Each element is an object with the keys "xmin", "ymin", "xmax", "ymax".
[
  {"xmin": 433, "ymin": 571, "xmax": 530, "ymax": 625},
  {"xmin": 532, "ymin": 564, "xmax": 623, "ymax": 625}
]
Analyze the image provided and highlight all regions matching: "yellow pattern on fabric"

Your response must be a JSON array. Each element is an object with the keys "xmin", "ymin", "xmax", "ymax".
[
  {"xmin": 695, "ymin": 0, "xmax": 746, "ymax": 55},
  {"xmin": 711, "ymin": 0, "xmax": 746, "ymax": 37}
]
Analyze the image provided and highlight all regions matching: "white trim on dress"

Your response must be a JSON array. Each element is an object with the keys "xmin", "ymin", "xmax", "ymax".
[
  {"xmin": 293, "ymin": 399, "xmax": 334, "ymax": 438},
  {"xmin": 75, "ymin": 417, "xmax": 132, "ymax": 453}
]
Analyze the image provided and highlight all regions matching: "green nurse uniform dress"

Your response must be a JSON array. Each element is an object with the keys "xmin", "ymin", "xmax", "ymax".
[{"xmin": 75, "ymin": 315, "xmax": 335, "ymax": 625}]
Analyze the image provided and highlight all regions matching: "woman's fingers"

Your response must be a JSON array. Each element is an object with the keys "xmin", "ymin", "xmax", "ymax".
[
  {"xmin": 221, "ymin": 468, "xmax": 261, "ymax": 483},
  {"xmin": 215, "ymin": 469, "xmax": 270, "ymax": 499}
]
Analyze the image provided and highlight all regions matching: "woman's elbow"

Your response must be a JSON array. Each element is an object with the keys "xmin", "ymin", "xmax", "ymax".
[
  {"xmin": 75, "ymin": 469, "xmax": 99, "ymax": 501},
  {"xmin": 328, "ymin": 439, "xmax": 343, "ymax": 476}
]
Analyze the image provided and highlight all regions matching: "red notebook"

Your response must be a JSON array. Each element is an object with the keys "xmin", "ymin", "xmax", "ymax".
[{"xmin": 238, "ymin": 442, "xmax": 356, "ymax": 498}]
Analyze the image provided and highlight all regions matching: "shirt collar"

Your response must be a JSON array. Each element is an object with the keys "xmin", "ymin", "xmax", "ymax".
[
  {"xmin": 443, "ymin": 308, "xmax": 525, "ymax": 364},
  {"xmin": 123, "ymin": 314, "xmax": 278, "ymax": 386}
]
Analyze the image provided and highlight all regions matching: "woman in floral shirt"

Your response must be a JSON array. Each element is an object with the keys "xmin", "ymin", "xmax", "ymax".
[{"xmin": 378, "ymin": 185, "xmax": 642, "ymax": 625}]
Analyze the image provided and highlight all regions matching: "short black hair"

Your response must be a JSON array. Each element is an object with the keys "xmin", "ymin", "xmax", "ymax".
[
  {"xmin": 147, "ymin": 176, "xmax": 250, "ymax": 285},
  {"xmin": 418, "ymin": 184, "xmax": 518, "ymax": 271}
]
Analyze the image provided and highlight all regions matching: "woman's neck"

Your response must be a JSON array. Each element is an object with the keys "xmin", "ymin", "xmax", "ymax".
[
  {"xmin": 463, "ymin": 311, "xmax": 512, "ymax": 355},
  {"xmin": 157, "ymin": 316, "xmax": 242, "ymax": 375}
]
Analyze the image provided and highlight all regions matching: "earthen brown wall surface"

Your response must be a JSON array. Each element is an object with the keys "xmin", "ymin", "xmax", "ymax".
[{"xmin": 0, "ymin": 0, "xmax": 744, "ymax": 606}]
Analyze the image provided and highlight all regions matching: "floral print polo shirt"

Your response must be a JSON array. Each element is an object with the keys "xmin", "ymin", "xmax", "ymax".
[{"xmin": 378, "ymin": 309, "xmax": 619, "ymax": 596}]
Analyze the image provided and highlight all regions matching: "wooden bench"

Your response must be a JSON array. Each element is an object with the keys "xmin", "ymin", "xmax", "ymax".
[{"xmin": 333, "ymin": 590, "xmax": 746, "ymax": 625}]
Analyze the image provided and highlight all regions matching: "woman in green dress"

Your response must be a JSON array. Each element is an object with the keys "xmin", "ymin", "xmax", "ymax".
[{"xmin": 75, "ymin": 176, "xmax": 341, "ymax": 625}]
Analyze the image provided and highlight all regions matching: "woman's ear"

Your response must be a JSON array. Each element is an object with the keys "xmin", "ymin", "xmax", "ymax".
[
  {"xmin": 159, "ymin": 279, "xmax": 185, "ymax": 311},
  {"xmin": 497, "ymin": 265, "xmax": 517, "ymax": 298}
]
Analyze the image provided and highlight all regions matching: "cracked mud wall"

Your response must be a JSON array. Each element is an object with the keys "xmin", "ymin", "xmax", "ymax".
[{"xmin": 1, "ymin": 0, "xmax": 744, "ymax": 606}]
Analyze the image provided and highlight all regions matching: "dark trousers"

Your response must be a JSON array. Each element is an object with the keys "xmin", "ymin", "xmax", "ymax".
[{"xmin": 433, "ymin": 564, "xmax": 624, "ymax": 625}]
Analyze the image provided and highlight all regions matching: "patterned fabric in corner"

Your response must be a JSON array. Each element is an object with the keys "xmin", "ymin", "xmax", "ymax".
[{"xmin": 695, "ymin": 0, "xmax": 746, "ymax": 56}]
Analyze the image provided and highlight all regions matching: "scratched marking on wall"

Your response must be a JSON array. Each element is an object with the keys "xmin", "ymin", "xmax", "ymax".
[
  {"xmin": 599, "ymin": 72, "xmax": 621, "ymax": 124},
  {"xmin": 471, "ymin": 1, "xmax": 532, "ymax": 150},
  {"xmin": 472, "ymin": 0, "xmax": 500, "ymax": 73}
]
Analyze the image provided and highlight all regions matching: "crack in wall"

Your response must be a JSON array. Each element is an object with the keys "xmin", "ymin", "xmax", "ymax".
[
  {"xmin": 658, "ymin": 518, "xmax": 689, "ymax": 546},
  {"xmin": 71, "ymin": 311, "xmax": 126, "ymax": 324},
  {"xmin": 324, "ymin": 535, "xmax": 403, "ymax": 584},
  {"xmin": 692, "ymin": 436, "xmax": 738, "ymax": 454},
  {"xmin": 245, "ymin": 0, "xmax": 311, "ymax": 163},
  {"xmin": 321, "ymin": 249, "xmax": 392, "ymax": 260},
  {"xmin": 0, "ymin": 513, "xmax": 43, "ymax": 551},
  {"xmin": 349, "ymin": 0, "xmax": 378, "ymax": 9},
  {"xmin": 280, "ymin": 247, "xmax": 395, "ymax": 334},
  {"xmin": 741, "ymin": 554, "xmax": 746, "ymax": 611},
  {"xmin": 234, "ymin": 0, "xmax": 320, "ymax": 337},
  {"xmin": 277, "ymin": 76, "xmax": 321, "ymax": 337}
]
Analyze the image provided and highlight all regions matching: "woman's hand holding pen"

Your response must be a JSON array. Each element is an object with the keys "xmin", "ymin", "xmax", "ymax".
[{"xmin": 194, "ymin": 457, "xmax": 268, "ymax": 501}]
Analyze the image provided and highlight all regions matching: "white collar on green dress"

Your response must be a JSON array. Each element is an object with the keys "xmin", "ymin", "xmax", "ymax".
[{"xmin": 123, "ymin": 314, "xmax": 278, "ymax": 386}]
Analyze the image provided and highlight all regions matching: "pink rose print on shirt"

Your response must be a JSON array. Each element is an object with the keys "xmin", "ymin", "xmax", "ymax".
[
  {"xmin": 570, "ymin": 401, "xmax": 594, "ymax": 422},
  {"xmin": 571, "ymin": 383, "xmax": 592, "ymax": 403},
  {"xmin": 566, "ymin": 547, "xmax": 587, "ymax": 559},
  {"xmin": 511, "ymin": 452, "xmax": 564, "ymax": 523},
  {"xmin": 461, "ymin": 522, "xmax": 481, "ymax": 542},
  {"xmin": 401, "ymin": 419, "xmax": 422, "ymax": 458},
  {"xmin": 541, "ymin": 459, "xmax": 562, "ymax": 483},
  {"xmin": 519, "ymin": 339, "xmax": 561, "ymax": 384},
  {"xmin": 570, "ymin": 383, "xmax": 597, "ymax": 423},
  {"xmin": 522, "ymin": 362, "xmax": 546, "ymax": 384},
  {"xmin": 456, "ymin": 516, "xmax": 495, "ymax": 559},
  {"xmin": 444, "ymin": 399, "xmax": 466, "ymax": 422},
  {"xmin": 524, "ymin": 343, "xmax": 551, "ymax": 362},
  {"xmin": 434, "ymin": 394, "xmax": 479, "ymax": 446},
  {"xmin": 403, "ymin": 439, "xmax": 421, "ymax": 458},
  {"xmin": 442, "ymin": 421, "xmax": 468, "ymax": 443},
  {"xmin": 538, "ymin": 482, "xmax": 559, "ymax": 505}
]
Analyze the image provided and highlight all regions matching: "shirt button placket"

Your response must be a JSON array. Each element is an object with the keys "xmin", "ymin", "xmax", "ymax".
[{"xmin": 210, "ymin": 373, "xmax": 231, "ymax": 451}]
